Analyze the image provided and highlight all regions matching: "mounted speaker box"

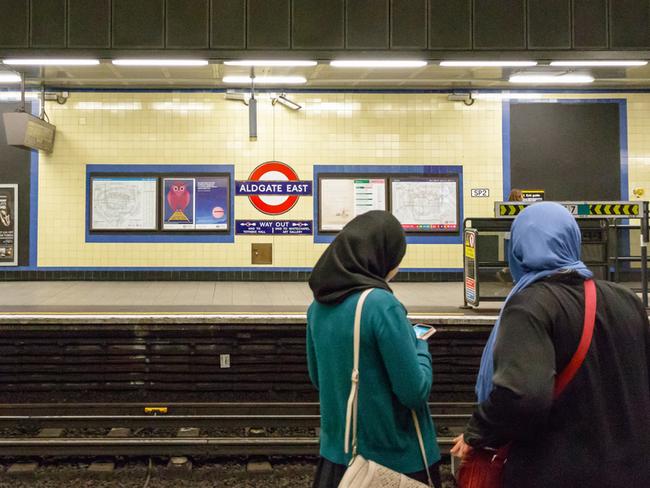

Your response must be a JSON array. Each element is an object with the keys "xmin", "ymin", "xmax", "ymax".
[{"xmin": 3, "ymin": 112, "xmax": 56, "ymax": 153}]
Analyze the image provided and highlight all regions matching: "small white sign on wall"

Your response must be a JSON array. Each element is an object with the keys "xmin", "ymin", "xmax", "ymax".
[{"xmin": 471, "ymin": 188, "xmax": 490, "ymax": 198}]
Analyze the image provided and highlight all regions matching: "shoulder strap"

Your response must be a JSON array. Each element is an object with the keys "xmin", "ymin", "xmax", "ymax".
[
  {"xmin": 343, "ymin": 288, "xmax": 433, "ymax": 486},
  {"xmin": 343, "ymin": 288, "xmax": 373, "ymax": 456},
  {"xmin": 554, "ymin": 279, "xmax": 597, "ymax": 398}
]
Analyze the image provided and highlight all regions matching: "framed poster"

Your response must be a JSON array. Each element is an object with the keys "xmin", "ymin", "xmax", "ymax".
[
  {"xmin": 390, "ymin": 176, "xmax": 459, "ymax": 233},
  {"xmin": 162, "ymin": 178, "xmax": 195, "ymax": 230},
  {"xmin": 319, "ymin": 177, "xmax": 387, "ymax": 231},
  {"xmin": 0, "ymin": 184, "xmax": 17, "ymax": 266},
  {"xmin": 195, "ymin": 176, "xmax": 229, "ymax": 230},
  {"xmin": 90, "ymin": 177, "xmax": 158, "ymax": 231}
]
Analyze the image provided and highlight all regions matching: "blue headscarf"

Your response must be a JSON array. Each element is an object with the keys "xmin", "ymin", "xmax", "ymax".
[{"xmin": 475, "ymin": 202, "xmax": 593, "ymax": 402}]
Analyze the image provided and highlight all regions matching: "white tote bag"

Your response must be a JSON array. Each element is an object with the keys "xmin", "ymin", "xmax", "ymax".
[{"xmin": 338, "ymin": 289, "xmax": 433, "ymax": 488}]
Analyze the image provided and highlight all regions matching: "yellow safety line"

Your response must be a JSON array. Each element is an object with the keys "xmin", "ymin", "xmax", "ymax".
[{"xmin": 0, "ymin": 310, "xmax": 471, "ymax": 316}]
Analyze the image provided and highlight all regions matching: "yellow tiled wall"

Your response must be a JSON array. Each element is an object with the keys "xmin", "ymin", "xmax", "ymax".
[{"xmin": 36, "ymin": 91, "xmax": 646, "ymax": 270}]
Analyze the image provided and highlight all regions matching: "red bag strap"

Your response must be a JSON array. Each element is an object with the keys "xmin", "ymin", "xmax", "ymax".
[{"xmin": 553, "ymin": 279, "xmax": 597, "ymax": 398}]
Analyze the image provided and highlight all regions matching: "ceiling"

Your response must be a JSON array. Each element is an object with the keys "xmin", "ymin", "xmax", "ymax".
[{"xmin": 2, "ymin": 62, "xmax": 650, "ymax": 90}]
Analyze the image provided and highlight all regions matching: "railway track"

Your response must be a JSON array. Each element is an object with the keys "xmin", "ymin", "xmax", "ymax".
[{"xmin": 0, "ymin": 402, "xmax": 473, "ymax": 457}]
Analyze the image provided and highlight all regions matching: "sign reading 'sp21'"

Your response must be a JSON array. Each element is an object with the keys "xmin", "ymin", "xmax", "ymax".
[{"xmin": 235, "ymin": 161, "xmax": 312, "ymax": 215}]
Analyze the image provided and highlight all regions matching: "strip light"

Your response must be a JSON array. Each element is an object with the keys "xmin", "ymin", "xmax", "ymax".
[
  {"xmin": 3, "ymin": 59, "xmax": 99, "ymax": 66},
  {"xmin": 112, "ymin": 59, "xmax": 208, "ymax": 66},
  {"xmin": 222, "ymin": 76, "xmax": 307, "ymax": 84},
  {"xmin": 224, "ymin": 60, "xmax": 317, "ymax": 67},
  {"xmin": 440, "ymin": 61, "xmax": 538, "ymax": 67},
  {"xmin": 330, "ymin": 60, "xmax": 427, "ymax": 68},
  {"xmin": 509, "ymin": 74, "xmax": 594, "ymax": 84},
  {"xmin": 550, "ymin": 60, "xmax": 647, "ymax": 67},
  {"xmin": 0, "ymin": 73, "xmax": 21, "ymax": 83}
]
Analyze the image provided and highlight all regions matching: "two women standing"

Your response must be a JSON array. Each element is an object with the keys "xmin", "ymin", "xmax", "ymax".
[{"xmin": 307, "ymin": 204, "xmax": 650, "ymax": 488}]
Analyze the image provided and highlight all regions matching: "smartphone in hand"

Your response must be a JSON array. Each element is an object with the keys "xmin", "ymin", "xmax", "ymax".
[{"xmin": 412, "ymin": 323, "xmax": 437, "ymax": 340}]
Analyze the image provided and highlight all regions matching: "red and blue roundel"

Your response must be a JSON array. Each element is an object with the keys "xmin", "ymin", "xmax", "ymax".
[{"xmin": 236, "ymin": 161, "xmax": 312, "ymax": 215}]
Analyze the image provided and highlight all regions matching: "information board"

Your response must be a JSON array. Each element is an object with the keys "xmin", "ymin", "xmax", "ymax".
[
  {"xmin": 464, "ymin": 228, "xmax": 479, "ymax": 306},
  {"xmin": 320, "ymin": 178, "xmax": 387, "ymax": 231},
  {"xmin": 391, "ymin": 177, "xmax": 459, "ymax": 232},
  {"xmin": 0, "ymin": 185, "xmax": 17, "ymax": 266},
  {"xmin": 91, "ymin": 177, "xmax": 157, "ymax": 231},
  {"xmin": 195, "ymin": 176, "xmax": 229, "ymax": 230}
]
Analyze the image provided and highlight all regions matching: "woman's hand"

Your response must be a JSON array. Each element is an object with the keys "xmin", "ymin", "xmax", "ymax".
[{"xmin": 450, "ymin": 434, "xmax": 472, "ymax": 459}]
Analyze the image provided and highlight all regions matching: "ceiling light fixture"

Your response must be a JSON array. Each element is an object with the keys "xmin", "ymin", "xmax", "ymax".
[
  {"xmin": 440, "ymin": 61, "xmax": 538, "ymax": 67},
  {"xmin": 509, "ymin": 73, "xmax": 595, "ymax": 84},
  {"xmin": 112, "ymin": 59, "xmax": 208, "ymax": 66},
  {"xmin": 549, "ymin": 60, "xmax": 647, "ymax": 67},
  {"xmin": 222, "ymin": 76, "xmax": 306, "ymax": 84},
  {"xmin": 3, "ymin": 59, "xmax": 99, "ymax": 66},
  {"xmin": 224, "ymin": 60, "xmax": 317, "ymax": 67},
  {"xmin": 330, "ymin": 60, "xmax": 427, "ymax": 68},
  {"xmin": 272, "ymin": 93, "xmax": 302, "ymax": 110},
  {"xmin": 0, "ymin": 73, "xmax": 21, "ymax": 83}
]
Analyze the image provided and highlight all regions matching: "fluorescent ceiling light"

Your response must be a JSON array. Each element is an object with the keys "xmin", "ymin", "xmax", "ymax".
[
  {"xmin": 222, "ymin": 76, "xmax": 307, "ymax": 84},
  {"xmin": 0, "ymin": 73, "xmax": 21, "ymax": 83},
  {"xmin": 3, "ymin": 59, "xmax": 99, "ymax": 66},
  {"xmin": 550, "ymin": 60, "xmax": 647, "ymax": 67},
  {"xmin": 509, "ymin": 74, "xmax": 594, "ymax": 84},
  {"xmin": 224, "ymin": 60, "xmax": 316, "ymax": 67},
  {"xmin": 330, "ymin": 60, "xmax": 427, "ymax": 68},
  {"xmin": 112, "ymin": 59, "xmax": 208, "ymax": 66},
  {"xmin": 440, "ymin": 61, "xmax": 537, "ymax": 67}
]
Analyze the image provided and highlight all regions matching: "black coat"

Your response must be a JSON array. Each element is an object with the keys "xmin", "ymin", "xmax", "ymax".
[{"xmin": 465, "ymin": 275, "xmax": 650, "ymax": 488}]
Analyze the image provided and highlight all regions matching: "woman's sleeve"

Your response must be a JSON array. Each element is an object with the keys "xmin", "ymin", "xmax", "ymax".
[
  {"xmin": 375, "ymin": 304, "xmax": 433, "ymax": 409},
  {"xmin": 306, "ymin": 310, "xmax": 319, "ymax": 391},
  {"xmin": 464, "ymin": 299, "xmax": 555, "ymax": 448}
]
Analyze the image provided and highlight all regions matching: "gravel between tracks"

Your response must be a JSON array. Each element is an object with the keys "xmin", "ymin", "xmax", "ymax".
[{"xmin": 0, "ymin": 457, "xmax": 458, "ymax": 488}]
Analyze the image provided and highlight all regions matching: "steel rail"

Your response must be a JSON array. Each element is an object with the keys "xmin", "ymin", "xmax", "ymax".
[{"xmin": 0, "ymin": 436, "xmax": 458, "ymax": 457}]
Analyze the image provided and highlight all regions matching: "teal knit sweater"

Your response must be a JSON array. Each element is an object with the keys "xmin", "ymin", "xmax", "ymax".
[{"xmin": 307, "ymin": 288, "xmax": 440, "ymax": 473}]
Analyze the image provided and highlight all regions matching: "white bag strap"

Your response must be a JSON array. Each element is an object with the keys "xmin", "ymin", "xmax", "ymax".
[
  {"xmin": 342, "ymin": 288, "xmax": 433, "ymax": 487},
  {"xmin": 343, "ymin": 288, "xmax": 372, "ymax": 456},
  {"xmin": 412, "ymin": 410, "xmax": 433, "ymax": 488}
]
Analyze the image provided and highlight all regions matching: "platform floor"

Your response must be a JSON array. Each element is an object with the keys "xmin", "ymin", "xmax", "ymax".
[{"xmin": 0, "ymin": 281, "xmax": 506, "ymax": 314}]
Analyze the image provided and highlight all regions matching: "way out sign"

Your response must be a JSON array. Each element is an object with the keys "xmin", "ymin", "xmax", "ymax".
[{"xmin": 236, "ymin": 161, "xmax": 312, "ymax": 215}]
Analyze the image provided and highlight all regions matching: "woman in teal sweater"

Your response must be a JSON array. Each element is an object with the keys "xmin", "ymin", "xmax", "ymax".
[{"xmin": 307, "ymin": 211, "xmax": 441, "ymax": 487}]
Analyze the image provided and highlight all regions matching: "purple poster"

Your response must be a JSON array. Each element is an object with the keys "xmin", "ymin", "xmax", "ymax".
[
  {"xmin": 163, "ymin": 178, "xmax": 195, "ymax": 230},
  {"xmin": 195, "ymin": 177, "xmax": 229, "ymax": 230}
]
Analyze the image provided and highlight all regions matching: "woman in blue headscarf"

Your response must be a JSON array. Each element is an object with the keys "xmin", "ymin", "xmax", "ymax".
[{"xmin": 451, "ymin": 202, "xmax": 650, "ymax": 488}]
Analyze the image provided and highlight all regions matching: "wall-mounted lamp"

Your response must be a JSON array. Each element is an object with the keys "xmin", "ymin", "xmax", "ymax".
[
  {"xmin": 224, "ymin": 90, "xmax": 249, "ymax": 105},
  {"xmin": 271, "ymin": 93, "xmax": 302, "ymax": 111},
  {"xmin": 447, "ymin": 92, "xmax": 474, "ymax": 106}
]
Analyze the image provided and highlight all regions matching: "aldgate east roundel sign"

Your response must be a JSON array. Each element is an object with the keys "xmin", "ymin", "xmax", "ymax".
[{"xmin": 235, "ymin": 161, "xmax": 312, "ymax": 215}]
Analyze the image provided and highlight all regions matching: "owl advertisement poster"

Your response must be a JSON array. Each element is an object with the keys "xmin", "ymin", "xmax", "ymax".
[
  {"xmin": 163, "ymin": 178, "xmax": 195, "ymax": 230},
  {"xmin": 195, "ymin": 177, "xmax": 229, "ymax": 230}
]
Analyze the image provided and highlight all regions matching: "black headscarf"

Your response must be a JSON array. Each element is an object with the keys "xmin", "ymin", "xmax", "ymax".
[{"xmin": 309, "ymin": 210, "xmax": 407, "ymax": 305}]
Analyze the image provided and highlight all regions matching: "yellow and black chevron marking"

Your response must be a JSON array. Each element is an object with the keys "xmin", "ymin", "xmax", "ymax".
[
  {"xmin": 498, "ymin": 204, "xmax": 527, "ymax": 216},
  {"xmin": 589, "ymin": 203, "xmax": 640, "ymax": 216}
]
